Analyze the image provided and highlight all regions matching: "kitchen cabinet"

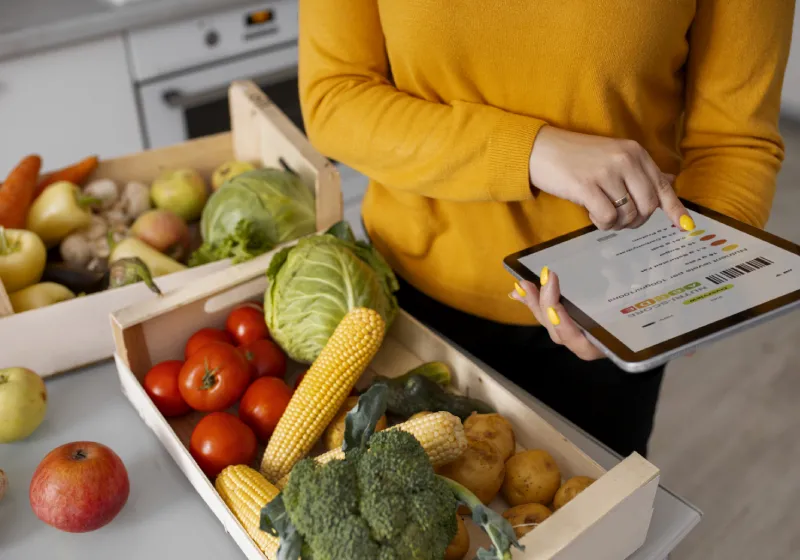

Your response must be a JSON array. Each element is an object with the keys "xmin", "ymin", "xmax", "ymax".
[{"xmin": 0, "ymin": 35, "xmax": 142, "ymax": 174}]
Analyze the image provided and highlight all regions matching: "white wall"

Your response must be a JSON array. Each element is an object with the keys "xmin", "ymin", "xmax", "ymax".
[
  {"xmin": 781, "ymin": 9, "xmax": 800, "ymax": 119},
  {"xmin": 0, "ymin": 35, "xmax": 143, "ymax": 174}
]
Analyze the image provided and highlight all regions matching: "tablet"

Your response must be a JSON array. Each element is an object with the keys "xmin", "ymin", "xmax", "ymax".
[{"xmin": 503, "ymin": 199, "xmax": 800, "ymax": 373}]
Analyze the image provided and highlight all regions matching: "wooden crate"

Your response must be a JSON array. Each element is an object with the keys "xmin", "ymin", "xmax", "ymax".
[
  {"xmin": 110, "ymin": 243, "xmax": 661, "ymax": 560},
  {"xmin": 0, "ymin": 80, "xmax": 341, "ymax": 378}
]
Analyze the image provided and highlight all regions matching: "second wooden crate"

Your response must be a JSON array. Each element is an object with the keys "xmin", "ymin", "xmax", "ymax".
[{"xmin": 0, "ymin": 80, "xmax": 341, "ymax": 378}]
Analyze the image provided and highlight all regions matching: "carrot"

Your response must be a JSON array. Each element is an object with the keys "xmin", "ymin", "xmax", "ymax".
[
  {"xmin": 0, "ymin": 154, "xmax": 42, "ymax": 229},
  {"xmin": 34, "ymin": 155, "xmax": 99, "ymax": 198}
]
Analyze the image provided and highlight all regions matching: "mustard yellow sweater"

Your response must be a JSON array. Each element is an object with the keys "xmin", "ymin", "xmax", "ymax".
[{"xmin": 298, "ymin": 0, "xmax": 794, "ymax": 325}]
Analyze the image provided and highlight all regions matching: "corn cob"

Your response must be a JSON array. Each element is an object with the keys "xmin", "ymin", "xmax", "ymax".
[
  {"xmin": 260, "ymin": 307, "xmax": 386, "ymax": 483},
  {"xmin": 216, "ymin": 464, "xmax": 281, "ymax": 559},
  {"xmin": 276, "ymin": 410, "xmax": 468, "ymax": 489}
]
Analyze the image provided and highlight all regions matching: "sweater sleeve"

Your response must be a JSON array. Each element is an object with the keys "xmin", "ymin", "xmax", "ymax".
[
  {"xmin": 674, "ymin": 0, "xmax": 794, "ymax": 228},
  {"xmin": 297, "ymin": 0, "xmax": 546, "ymax": 203}
]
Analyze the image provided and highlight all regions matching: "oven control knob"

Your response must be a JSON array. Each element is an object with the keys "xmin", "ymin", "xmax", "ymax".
[{"xmin": 205, "ymin": 30, "xmax": 220, "ymax": 47}]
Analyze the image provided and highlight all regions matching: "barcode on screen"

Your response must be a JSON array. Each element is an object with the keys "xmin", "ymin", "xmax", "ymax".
[{"xmin": 706, "ymin": 256, "xmax": 773, "ymax": 285}]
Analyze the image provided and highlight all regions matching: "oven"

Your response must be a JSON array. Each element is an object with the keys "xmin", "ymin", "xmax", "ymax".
[{"xmin": 127, "ymin": 1, "xmax": 302, "ymax": 150}]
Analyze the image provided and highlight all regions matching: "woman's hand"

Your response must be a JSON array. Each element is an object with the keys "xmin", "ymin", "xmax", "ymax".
[
  {"xmin": 529, "ymin": 127, "xmax": 694, "ymax": 232},
  {"xmin": 510, "ymin": 270, "xmax": 605, "ymax": 361}
]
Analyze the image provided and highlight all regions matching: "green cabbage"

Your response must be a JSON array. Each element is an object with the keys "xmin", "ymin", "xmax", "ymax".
[
  {"xmin": 264, "ymin": 222, "xmax": 399, "ymax": 364},
  {"xmin": 191, "ymin": 168, "xmax": 316, "ymax": 265}
]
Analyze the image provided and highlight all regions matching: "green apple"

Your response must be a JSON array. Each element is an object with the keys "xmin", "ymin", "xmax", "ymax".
[
  {"xmin": 211, "ymin": 160, "xmax": 256, "ymax": 190},
  {"xmin": 150, "ymin": 168, "xmax": 208, "ymax": 223},
  {"xmin": 0, "ymin": 367, "xmax": 47, "ymax": 443}
]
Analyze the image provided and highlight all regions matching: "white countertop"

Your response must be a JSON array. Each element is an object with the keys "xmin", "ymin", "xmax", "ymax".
[
  {"xmin": 0, "ymin": 0, "xmax": 256, "ymax": 61},
  {"xmin": 0, "ymin": 356, "xmax": 701, "ymax": 560},
  {"xmin": 0, "ymin": 165, "xmax": 702, "ymax": 558}
]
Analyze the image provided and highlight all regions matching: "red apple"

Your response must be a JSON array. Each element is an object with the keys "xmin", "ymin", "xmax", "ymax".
[
  {"xmin": 29, "ymin": 441, "xmax": 130, "ymax": 533},
  {"xmin": 130, "ymin": 208, "xmax": 191, "ymax": 261}
]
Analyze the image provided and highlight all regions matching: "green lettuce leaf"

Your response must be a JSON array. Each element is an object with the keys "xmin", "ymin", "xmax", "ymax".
[{"xmin": 188, "ymin": 219, "xmax": 274, "ymax": 266}]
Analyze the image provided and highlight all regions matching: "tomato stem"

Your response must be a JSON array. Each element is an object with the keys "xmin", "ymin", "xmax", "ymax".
[{"xmin": 202, "ymin": 359, "xmax": 220, "ymax": 390}]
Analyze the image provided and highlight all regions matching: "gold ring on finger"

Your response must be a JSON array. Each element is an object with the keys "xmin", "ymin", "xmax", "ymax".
[{"xmin": 612, "ymin": 194, "xmax": 630, "ymax": 208}]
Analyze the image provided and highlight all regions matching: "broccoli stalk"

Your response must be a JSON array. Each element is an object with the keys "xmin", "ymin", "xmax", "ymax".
[{"xmin": 439, "ymin": 477, "xmax": 524, "ymax": 560}]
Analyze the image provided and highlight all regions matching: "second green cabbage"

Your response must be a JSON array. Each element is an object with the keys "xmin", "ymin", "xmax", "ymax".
[{"xmin": 191, "ymin": 168, "xmax": 316, "ymax": 265}]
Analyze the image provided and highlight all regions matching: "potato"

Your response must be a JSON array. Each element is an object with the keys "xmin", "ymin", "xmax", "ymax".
[
  {"xmin": 502, "ymin": 449, "xmax": 561, "ymax": 507},
  {"xmin": 463, "ymin": 413, "xmax": 516, "ymax": 461},
  {"xmin": 552, "ymin": 476, "xmax": 596, "ymax": 511},
  {"xmin": 444, "ymin": 515, "xmax": 470, "ymax": 560},
  {"xmin": 502, "ymin": 503, "xmax": 552, "ymax": 539},
  {"xmin": 437, "ymin": 439, "xmax": 505, "ymax": 508},
  {"xmin": 323, "ymin": 396, "xmax": 388, "ymax": 450}
]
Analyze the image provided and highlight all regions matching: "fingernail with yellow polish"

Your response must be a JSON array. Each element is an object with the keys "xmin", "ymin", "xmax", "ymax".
[
  {"xmin": 547, "ymin": 306, "xmax": 561, "ymax": 326},
  {"xmin": 680, "ymin": 214, "xmax": 695, "ymax": 231},
  {"xmin": 540, "ymin": 266, "xmax": 549, "ymax": 286},
  {"xmin": 514, "ymin": 282, "xmax": 526, "ymax": 298}
]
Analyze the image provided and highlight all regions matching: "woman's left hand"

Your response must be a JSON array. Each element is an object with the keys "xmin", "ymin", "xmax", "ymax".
[{"xmin": 510, "ymin": 269, "xmax": 605, "ymax": 361}]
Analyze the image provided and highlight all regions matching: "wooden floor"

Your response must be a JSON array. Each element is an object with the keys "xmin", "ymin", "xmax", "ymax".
[
  {"xmin": 339, "ymin": 122, "xmax": 800, "ymax": 560},
  {"xmin": 651, "ymin": 122, "xmax": 800, "ymax": 560}
]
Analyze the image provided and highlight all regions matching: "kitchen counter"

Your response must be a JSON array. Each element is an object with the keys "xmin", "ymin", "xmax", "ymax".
[
  {"xmin": 0, "ymin": 167, "xmax": 701, "ymax": 559},
  {"xmin": 1, "ymin": 359, "xmax": 701, "ymax": 560},
  {"xmin": 0, "ymin": 0, "xmax": 256, "ymax": 62}
]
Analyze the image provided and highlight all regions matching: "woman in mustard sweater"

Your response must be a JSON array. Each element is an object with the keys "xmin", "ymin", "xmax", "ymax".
[{"xmin": 297, "ymin": 1, "xmax": 794, "ymax": 457}]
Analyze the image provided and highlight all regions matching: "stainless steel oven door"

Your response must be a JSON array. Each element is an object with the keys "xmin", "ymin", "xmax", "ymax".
[{"xmin": 137, "ymin": 44, "xmax": 300, "ymax": 149}]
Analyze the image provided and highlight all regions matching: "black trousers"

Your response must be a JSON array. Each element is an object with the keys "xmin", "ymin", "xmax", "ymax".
[{"xmin": 395, "ymin": 276, "xmax": 665, "ymax": 458}]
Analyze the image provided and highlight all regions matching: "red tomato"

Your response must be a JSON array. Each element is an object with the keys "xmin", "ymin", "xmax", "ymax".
[
  {"xmin": 189, "ymin": 412, "xmax": 257, "ymax": 478},
  {"xmin": 185, "ymin": 328, "xmax": 234, "ymax": 359},
  {"xmin": 143, "ymin": 360, "xmax": 191, "ymax": 417},
  {"xmin": 238, "ymin": 377, "xmax": 294, "ymax": 443},
  {"xmin": 178, "ymin": 342, "xmax": 251, "ymax": 412},
  {"xmin": 226, "ymin": 304, "xmax": 270, "ymax": 346},
  {"xmin": 239, "ymin": 339, "xmax": 287, "ymax": 379}
]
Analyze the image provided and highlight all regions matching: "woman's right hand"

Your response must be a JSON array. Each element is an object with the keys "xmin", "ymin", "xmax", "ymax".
[{"xmin": 528, "ymin": 126, "xmax": 694, "ymax": 231}]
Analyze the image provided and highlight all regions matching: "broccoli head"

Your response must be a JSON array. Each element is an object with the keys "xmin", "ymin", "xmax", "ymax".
[
  {"xmin": 281, "ymin": 429, "xmax": 457, "ymax": 560},
  {"xmin": 263, "ymin": 384, "xmax": 522, "ymax": 560}
]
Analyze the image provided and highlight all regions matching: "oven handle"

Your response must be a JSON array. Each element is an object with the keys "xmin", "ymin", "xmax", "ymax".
[{"xmin": 161, "ymin": 67, "xmax": 298, "ymax": 110}]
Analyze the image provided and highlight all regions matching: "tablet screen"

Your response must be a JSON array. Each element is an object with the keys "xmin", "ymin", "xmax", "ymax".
[{"xmin": 517, "ymin": 209, "xmax": 800, "ymax": 352}]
